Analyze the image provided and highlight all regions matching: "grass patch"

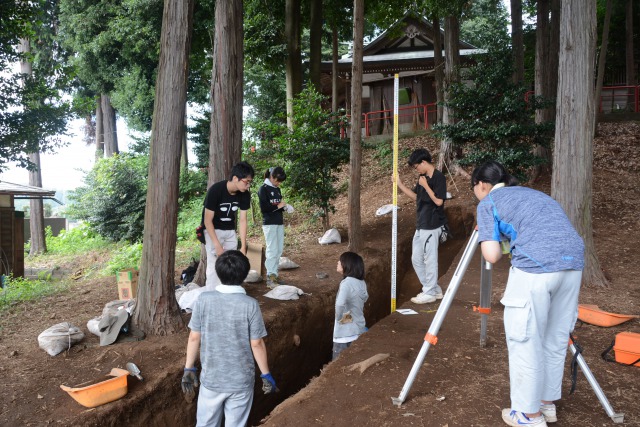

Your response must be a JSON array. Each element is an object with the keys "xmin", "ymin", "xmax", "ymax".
[{"xmin": 0, "ymin": 275, "xmax": 71, "ymax": 312}]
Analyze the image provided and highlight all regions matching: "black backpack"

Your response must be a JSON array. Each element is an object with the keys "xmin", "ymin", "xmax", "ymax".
[{"xmin": 181, "ymin": 258, "xmax": 199, "ymax": 286}]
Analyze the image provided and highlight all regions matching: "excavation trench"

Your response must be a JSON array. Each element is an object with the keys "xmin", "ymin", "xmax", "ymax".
[{"xmin": 80, "ymin": 206, "xmax": 473, "ymax": 427}]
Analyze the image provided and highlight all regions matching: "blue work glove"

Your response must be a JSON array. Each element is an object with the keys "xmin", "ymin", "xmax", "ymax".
[
  {"xmin": 260, "ymin": 372, "xmax": 278, "ymax": 394},
  {"xmin": 181, "ymin": 368, "xmax": 199, "ymax": 402}
]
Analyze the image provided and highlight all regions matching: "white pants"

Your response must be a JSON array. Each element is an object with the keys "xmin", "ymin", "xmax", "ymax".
[
  {"xmin": 196, "ymin": 384, "xmax": 253, "ymax": 427},
  {"xmin": 501, "ymin": 267, "xmax": 582, "ymax": 413},
  {"xmin": 204, "ymin": 229, "xmax": 238, "ymax": 290},
  {"xmin": 411, "ymin": 228, "xmax": 442, "ymax": 295},
  {"xmin": 263, "ymin": 224, "xmax": 284, "ymax": 277}
]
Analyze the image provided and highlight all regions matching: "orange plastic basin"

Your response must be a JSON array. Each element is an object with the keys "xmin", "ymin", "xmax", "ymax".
[
  {"xmin": 60, "ymin": 368, "xmax": 129, "ymax": 408},
  {"xmin": 577, "ymin": 304, "xmax": 639, "ymax": 327},
  {"xmin": 614, "ymin": 332, "xmax": 640, "ymax": 367}
]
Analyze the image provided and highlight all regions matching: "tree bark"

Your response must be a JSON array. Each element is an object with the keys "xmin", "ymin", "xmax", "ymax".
[
  {"xmin": 531, "ymin": 0, "xmax": 551, "ymax": 181},
  {"xmin": 309, "ymin": 0, "xmax": 322, "ymax": 93},
  {"xmin": 552, "ymin": 0, "xmax": 607, "ymax": 287},
  {"xmin": 347, "ymin": 0, "xmax": 363, "ymax": 253},
  {"xmin": 209, "ymin": 0, "xmax": 244, "ymax": 184},
  {"xmin": 511, "ymin": 0, "xmax": 524, "ymax": 84},
  {"xmin": 285, "ymin": 0, "xmax": 302, "ymax": 129},
  {"xmin": 438, "ymin": 15, "xmax": 460, "ymax": 171},
  {"xmin": 432, "ymin": 15, "xmax": 445, "ymax": 124},
  {"xmin": 101, "ymin": 94, "xmax": 119, "ymax": 157},
  {"xmin": 133, "ymin": 0, "xmax": 194, "ymax": 335},
  {"xmin": 95, "ymin": 96, "xmax": 104, "ymax": 160},
  {"xmin": 593, "ymin": 0, "xmax": 612, "ymax": 136},
  {"xmin": 332, "ymin": 24, "xmax": 339, "ymax": 113},
  {"xmin": 626, "ymin": 0, "xmax": 635, "ymax": 85},
  {"xmin": 28, "ymin": 152, "xmax": 46, "ymax": 255},
  {"xmin": 181, "ymin": 109, "xmax": 188, "ymax": 169},
  {"xmin": 194, "ymin": 0, "xmax": 245, "ymax": 285},
  {"xmin": 18, "ymin": 37, "xmax": 46, "ymax": 255},
  {"xmin": 534, "ymin": 0, "xmax": 549, "ymax": 123}
]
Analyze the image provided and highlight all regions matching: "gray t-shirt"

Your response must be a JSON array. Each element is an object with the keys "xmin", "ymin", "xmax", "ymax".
[
  {"xmin": 189, "ymin": 291, "xmax": 267, "ymax": 392},
  {"xmin": 476, "ymin": 186, "xmax": 584, "ymax": 273}
]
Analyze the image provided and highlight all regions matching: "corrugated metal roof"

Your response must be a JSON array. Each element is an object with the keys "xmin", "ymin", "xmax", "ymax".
[{"xmin": 0, "ymin": 181, "xmax": 56, "ymax": 197}]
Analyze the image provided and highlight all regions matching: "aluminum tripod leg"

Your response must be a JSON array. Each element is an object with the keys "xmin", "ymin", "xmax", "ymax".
[
  {"xmin": 392, "ymin": 230, "xmax": 479, "ymax": 406},
  {"xmin": 569, "ymin": 342, "xmax": 624, "ymax": 423},
  {"xmin": 478, "ymin": 255, "xmax": 492, "ymax": 348}
]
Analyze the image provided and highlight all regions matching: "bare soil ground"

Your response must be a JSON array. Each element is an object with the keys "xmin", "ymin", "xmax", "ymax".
[{"xmin": 0, "ymin": 122, "xmax": 638, "ymax": 427}]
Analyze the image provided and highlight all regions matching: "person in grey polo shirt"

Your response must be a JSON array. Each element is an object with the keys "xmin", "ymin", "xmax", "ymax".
[
  {"xmin": 181, "ymin": 250, "xmax": 278, "ymax": 426},
  {"xmin": 472, "ymin": 161, "xmax": 584, "ymax": 427}
]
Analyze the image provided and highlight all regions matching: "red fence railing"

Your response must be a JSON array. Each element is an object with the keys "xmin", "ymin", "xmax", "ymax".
[
  {"xmin": 342, "ymin": 85, "xmax": 639, "ymax": 139},
  {"xmin": 341, "ymin": 103, "xmax": 437, "ymax": 138},
  {"xmin": 525, "ymin": 85, "xmax": 639, "ymax": 113}
]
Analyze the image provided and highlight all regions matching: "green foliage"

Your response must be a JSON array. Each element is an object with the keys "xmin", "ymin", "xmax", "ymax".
[
  {"xmin": 434, "ymin": 37, "xmax": 554, "ymax": 181},
  {"xmin": 66, "ymin": 154, "xmax": 148, "ymax": 242},
  {"xmin": 179, "ymin": 168, "xmax": 208, "ymax": 205},
  {"xmin": 189, "ymin": 108, "xmax": 210, "ymax": 170},
  {"xmin": 0, "ymin": 274, "xmax": 69, "ymax": 311},
  {"xmin": 368, "ymin": 140, "xmax": 411, "ymax": 169},
  {"xmin": 246, "ymin": 87, "xmax": 349, "ymax": 224},
  {"xmin": 45, "ymin": 224, "xmax": 110, "ymax": 255},
  {"xmin": 104, "ymin": 242, "xmax": 142, "ymax": 275},
  {"xmin": 0, "ymin": 0, "xmax": 71, "ymax": 172},
  {"xmin": 177, "ymin": 198, "xmax": 204, "ymax": 242},
  {"xmin": 459, "ymin": 0, "xmax": 509, "ymax": 48}
]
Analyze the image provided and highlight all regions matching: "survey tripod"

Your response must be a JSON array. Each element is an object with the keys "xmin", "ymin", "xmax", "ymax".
[{"xmin": 391, "ymin": 230, "xmax": 625, "ymax": 424}]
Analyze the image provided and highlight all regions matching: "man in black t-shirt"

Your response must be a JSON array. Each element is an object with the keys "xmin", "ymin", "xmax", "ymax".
[
  {"xmin": 395, "ymin": 149, "xmax": 448, "ymax": 304},
  {"xmin": 202, "ymin": 162, "xmax": 254, "ymax": 289}
]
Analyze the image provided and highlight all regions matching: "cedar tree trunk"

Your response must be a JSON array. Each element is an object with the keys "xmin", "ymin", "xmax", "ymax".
[
  {"xmin": 552, "ymin": 0, "xmax": 607, "ymax": 287},
  {"xmin": 134, "ymin": 0, "xmax": 195, "ymax": 334},
  {"xmin": 348, "ymin": 0, "xmax": 364, "ymax": 252},
  {"xmin": 102, "ymin": 94, "xmax": 119, "ymax": 157}
]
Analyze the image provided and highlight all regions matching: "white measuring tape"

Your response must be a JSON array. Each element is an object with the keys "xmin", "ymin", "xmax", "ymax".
[{"xmin": 391, "ymin": 74, "xmax": 399, "ymax": 313}]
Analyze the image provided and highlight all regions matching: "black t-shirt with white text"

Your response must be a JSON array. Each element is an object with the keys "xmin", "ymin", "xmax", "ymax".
[
  {"xmin": 414, "ymin": 169, "xmax": 447, "ymax": 230},
  {"xmin": 202, "ymin": 180, "xmax": 251, "ymax": 231}
]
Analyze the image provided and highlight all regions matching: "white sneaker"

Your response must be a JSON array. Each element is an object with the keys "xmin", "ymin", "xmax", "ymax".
[
  {"xmin": 434, "ymin": 292, "xmax": 443, "ymax": 299},
  {"xmin": 411, "ymin": 292, "xmax": 437, "ymax": 304},
  {"xmin": 540, "ymin": 404, "xmax": 557, "ymax": 423},
  {"xmin": 501, "ymin": 409, "xmax": 547, "ymax": 427}
]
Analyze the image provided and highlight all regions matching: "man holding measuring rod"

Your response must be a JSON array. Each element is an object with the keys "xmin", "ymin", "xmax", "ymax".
[{"xmin": 394, "ymin": 148, "xmax": 448, "ymax": 304}]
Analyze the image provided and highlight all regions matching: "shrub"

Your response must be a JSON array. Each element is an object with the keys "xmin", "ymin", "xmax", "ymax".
[
  {"xmin": 65, "ymin": 154, "xmax": 148, "ymax": 242},
  {"xmin": 45, "ymin": 224, "xmax": 110, "ymax": 255},
  {"xmin": 246, "ymin": 86, "xmax": 349, "ymax": 229},
  {"xmin": 434, "ymin": 32, "xmax": 554, "ymax": 181},
  {"xmin": 104, "ymin": 242, "xmax": 143, "ymax": 275}
]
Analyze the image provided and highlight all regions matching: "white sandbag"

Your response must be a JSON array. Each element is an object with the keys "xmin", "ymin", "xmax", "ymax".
[
  {"xmin": 375, "ymin": 204, "xmax": 401, "ymax": 216},
  {"xmin": 245, "ymin": 270, "xmax": 262, "ymax": 283},
  {"xmin": 264, "ymin": 285, "xmax": 307, "ymax": 300},
  {"xmin": 178, "ymin": 286, "xmax": 207, "ymax": 312},
  {"xmin": 318, "ymin": 228, "xmax": 341, "ymax": 245},
  {"xmin": 87, "ymin": 317, "xmax": 101, "ymax": 337},
  {"xmin": 38, "ymin": 322, "xmax": 85, "ymax": 356},
  {"xmin": 175, "ymin": 282, "xmax": 202, "ymax": 303},
  {"xmin": 278, "ymin": 257, "xmax": 300, "ymax": 270}
]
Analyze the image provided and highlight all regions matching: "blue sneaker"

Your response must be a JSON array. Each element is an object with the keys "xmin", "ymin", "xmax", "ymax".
[{"xmin": 502, "ymin": 409, "xmax": 547, "ymax": 426}]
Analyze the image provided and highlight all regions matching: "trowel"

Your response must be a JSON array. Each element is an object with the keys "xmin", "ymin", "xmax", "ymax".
[{"xmin": 126, "ymin": 362, "xmax": 143, "ymax": 381}]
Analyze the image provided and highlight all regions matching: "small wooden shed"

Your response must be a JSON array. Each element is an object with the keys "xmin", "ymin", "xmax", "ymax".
[{"xmin": 0, "ymin": 181, "xmax": 56, "ymax": 278}]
